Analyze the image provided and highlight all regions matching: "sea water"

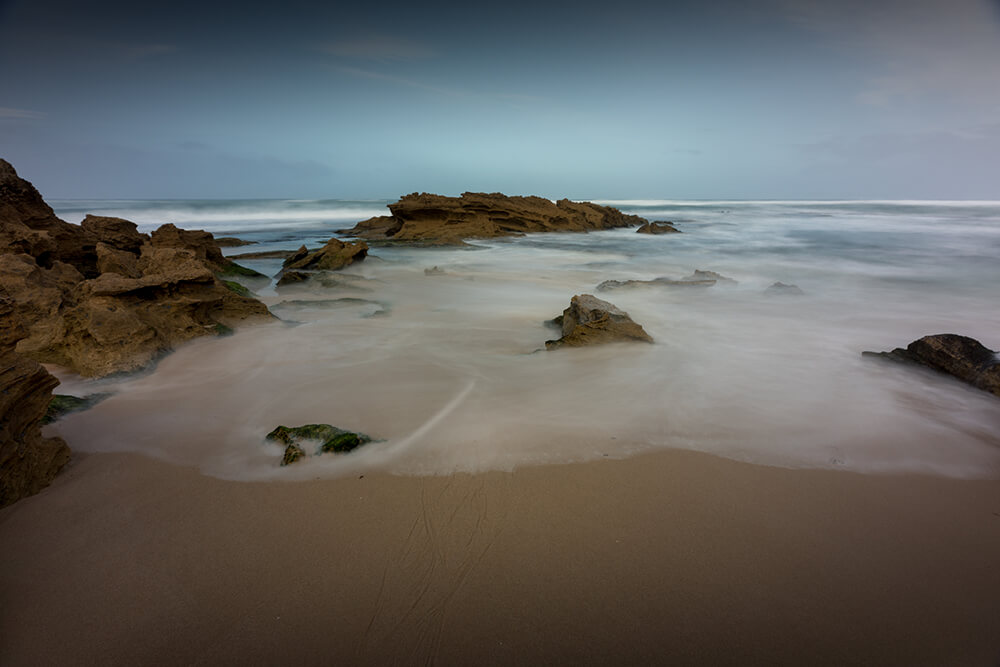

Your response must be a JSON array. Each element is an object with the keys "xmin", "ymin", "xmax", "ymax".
[{"xmin": 48, "ymin": 199, "xmax": 1000, "ymax": 480}]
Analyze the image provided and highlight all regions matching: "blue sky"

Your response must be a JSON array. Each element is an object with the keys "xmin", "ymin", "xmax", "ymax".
[{"xmin": 1, "ymin": 0, "xmax": 999, "ymax": 199}]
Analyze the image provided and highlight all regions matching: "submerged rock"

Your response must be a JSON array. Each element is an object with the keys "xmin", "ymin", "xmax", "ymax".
[
  {"xmin": 424, "ymin": 266, "xmax": 447, "ymax": 275},
  {"xmin": 682, "ymin": 269, "xmax": 736, "ymax": 285},
  {"xmin": 338, "ymin": 192, "xmax": 647, "ymax": 245},
  {"xmin": 765, "ymin": 282, "xmax": 804, "ymax": 296},
  {"xmin": 863, "ymin": 334, "xmax": 1000, "ymax": 398},
  {"xmin": 545, "ymin": 294, "xmax": 653, "ymax": 350},
  {"xmin": 597, "ymin": 277, "xmax": 715, "ymax": 291},
  {"xmin": 635, "ymin": 221, "xmax": 680, "ymax": 234},
  {"xmin": 42, "ymin": 393, "xmax": 111, "ymax": 424},
  {"xmin": 266, "ymin": 424, "xmax": 374, "ymax": 464}
]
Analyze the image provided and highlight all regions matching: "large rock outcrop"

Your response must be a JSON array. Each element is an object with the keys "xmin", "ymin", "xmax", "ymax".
[
  {"xmin": 0, "ymin": 158, "xmax": 274, "ymax": 378},
  {"xmin": 545, "ymin": 294, "xmax": 653, "ymax": 350},
  {"xmin": 863, "ymin": 334, "xmax": 1000, "ymax": 397},
  {"xmin": 339, "ymin": 192, "xmax": 648, "ymax": 244}
]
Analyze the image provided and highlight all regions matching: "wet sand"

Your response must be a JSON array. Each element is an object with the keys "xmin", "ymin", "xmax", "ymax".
[{"xmin": 1, "ymin": 449, "xmax": 999, "ymax": 666}]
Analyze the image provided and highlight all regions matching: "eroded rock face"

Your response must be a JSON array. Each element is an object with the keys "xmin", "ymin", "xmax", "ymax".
[
  {"xmin": 0, "ymin": 158, "xmax": 274, "ymax": 378},
  {"xmin": 0, "ymin": 294, "xmax": 70, "ymax": 508},
  {"xmin": 340, "ymin": 192, "xmax": 648, "ymax": 244},
  {"xmin": 545, "ymin": 294, "xmax": 653, "ymax": 349},
  {"xmin": 597, "ymin": 277, "xmax": 716, "ymax": 291},
  {"xmin": 864, "ymin": 334, "xmax": 1000, "ymax": 397}
]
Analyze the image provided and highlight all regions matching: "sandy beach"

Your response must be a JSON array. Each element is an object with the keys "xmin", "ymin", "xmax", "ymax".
[{"xmin": 2, "ymin": 449, "xmax": 998, "ymax": 666}]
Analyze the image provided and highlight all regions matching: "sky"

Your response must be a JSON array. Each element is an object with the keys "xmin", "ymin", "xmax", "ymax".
[{"xmin": 1, "ymin": 0, "xmax": 999, "ymax": 199}]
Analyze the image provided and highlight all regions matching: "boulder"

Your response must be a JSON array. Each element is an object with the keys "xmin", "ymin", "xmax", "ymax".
[
  {"xmin": 282, "ymin": 238, "xmax": 368, "ymax": 272},
  {"xmin": 545, "ymin": 294, "xmax": 653, "ymax": 349},
  {"xmin": 80, "ymin": 215, "xmax": 147, "ymax": 254},
  {"xmin": 636, "ymin": 221, "xmax": 680, "ymax": 234},
  {"xmin": 339, "ymin": 192, "xmax": 648, "ymax": 244},
  {"xmin": 863, "ymin": 334, "xmax": 1000, "ymax": 397}
]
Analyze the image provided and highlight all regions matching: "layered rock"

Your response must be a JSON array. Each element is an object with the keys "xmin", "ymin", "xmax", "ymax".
[
  {"xmin": 545, "ymin": 294, "xmax": 653, "ymax": 350},
  {"xmin": 863, "ymin": 334, "xmax": 1000, "ymax": 397},
  {"xmin": 0, "ymin": 158, "xmax": 274, "ymax": 378},
  {"xmin": 339, "ymin": 192, "xmax": 648, "ymax": 244}
]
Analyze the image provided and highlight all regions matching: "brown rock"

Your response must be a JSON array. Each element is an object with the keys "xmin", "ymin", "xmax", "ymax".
[
  {"xmin": 282, "ymin": 238, "xmax": 368, "ymax": 272},
  {"xmin": 1, "ymin": 160, "xmax": 274, "ymax": 378},
  {"xmin": 80, "ymin": 215, "xmax": 147, "ymax": 254},
  {"xmin": 0, "ymin": 159, "xmax": 99, "ymax": 277},
  {"xmin": 95, "ymin": 242, "xmax": 141, "ymax": 278},
  {"xmin": 864, "ymin": 334, "xmax": 1000, "ymax": 398},
  {"xmin": 545, "ymin": 294, "xmax": 653, "ymax": 349},
  {"xmin": 636, "ymin": 221, "xmax": 680, "ymax": 234},
  {"xmin": 339, "ymin": 192, "xmax": 648, "ymax": 244}
]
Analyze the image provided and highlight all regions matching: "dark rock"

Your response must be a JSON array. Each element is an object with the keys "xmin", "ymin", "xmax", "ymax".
[
  {"xmin": 230, "ymin": 249, "xmax": 299, "ymax": 260},
  {"xmin": 864, "ymin": 334, "xmax": 1000, "ymax": 397},
  {"xmin": 42, "ymin": 393, "xmax": 111, "ymax": 424},
  {"xmin": 281, "ymin": 443, "xmax": 306, "ymax": 466},
  {"xmin": 424, "ymin": 266, "xmax": 447, "ymax": 275},
  {"xmin": 636, "ymin": 221, "xmax": 680, "ymax": 234},
  {"xmin": 339, "ymin": 192, "xmax": 648, "ymax": 245},
  {"xmin": 545, "ymin": 294, "xmax": 653, "ymax": 349}
]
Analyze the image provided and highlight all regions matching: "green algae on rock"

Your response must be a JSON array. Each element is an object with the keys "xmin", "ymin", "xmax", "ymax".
[
  {"xmin": 266, "ymin": 424, "xmax": 374, "ymax": 465},
  {"xmin": 42, "ymin": 393, "xmax": 111, "ymax": 425}
]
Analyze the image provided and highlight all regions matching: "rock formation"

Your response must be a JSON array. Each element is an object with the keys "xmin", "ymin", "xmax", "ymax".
[
  {"xmin": 636, "ymin": 221, "xmax": 680, "ymax": 234},
  {"xmin": 863, "ymin": 334, "xmax": 1000, "ymax": 397},
  {"xmin": 545, "ymin": 294, "xmax": 654, "ymax": 349},
  {"xmin": 682, "ymin": 269, "xmax": 736, "ymax": 285},
  {"xmin": 339, "ymin": 192, "xmax": 648, "ymax": 244},
  {"xmin": 0, "ymin": 158, "xmax": 274, "ymax": 378}
]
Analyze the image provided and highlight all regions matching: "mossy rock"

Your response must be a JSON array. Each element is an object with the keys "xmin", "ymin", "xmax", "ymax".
[
  {"xmin": 213, "ymin": 322, "xmax": 235, "ymax": 337},
  {"xmin": 217, "ymin": 261, "xmax": 267, "ymax": 278},
  {"xmin": 221, "ymin": 279, "xmax": 254, "ymax": 298},
  {"xmin": 43, "ymin": 393, "xmax": 111, "ymax": 424},
  {"xmin": 266, "ymin": 423, "xmax": 373, "ymax": 458}
]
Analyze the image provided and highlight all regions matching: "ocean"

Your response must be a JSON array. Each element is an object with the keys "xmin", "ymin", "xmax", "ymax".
[{"xmin": 48, "ymin": 198, "xmax": 1000, "ymax": 480}]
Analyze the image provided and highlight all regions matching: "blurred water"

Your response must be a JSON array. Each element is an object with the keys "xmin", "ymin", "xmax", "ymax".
[{"xmin": 47, "ymin": 199, "xmax": 1000, "ymax": 480}]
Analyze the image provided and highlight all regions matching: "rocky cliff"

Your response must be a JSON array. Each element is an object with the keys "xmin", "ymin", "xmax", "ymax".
[
  {"xmin": 0, "ymin": 158, "xmax": 274, "ymax": 505},
  {"xmin": 339, "ymin": 192, "xmax": 648, "ymax": 244}
]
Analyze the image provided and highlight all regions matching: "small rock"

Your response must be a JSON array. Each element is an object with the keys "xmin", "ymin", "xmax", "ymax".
[{"xmin": 545, "ymin": 294, "xmax": 653, "ymax": 349}]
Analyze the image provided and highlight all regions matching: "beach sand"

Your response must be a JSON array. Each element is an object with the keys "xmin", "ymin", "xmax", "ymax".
[{"xmin": 1, "ymin": 449, "xmax": 998, "ymax": 666}]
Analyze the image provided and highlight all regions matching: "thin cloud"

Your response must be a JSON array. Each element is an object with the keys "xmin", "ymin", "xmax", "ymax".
[
  {"xmin": 318, "ymin": 35, "xmax": 435, "ymax": 61},
  {"xmin": 0, "ymin": 107, "xmax": 46, "ymax": 120},
  {"xmin": 777, "ymin": 0, "xmax": 1000, "ymax": 107}
]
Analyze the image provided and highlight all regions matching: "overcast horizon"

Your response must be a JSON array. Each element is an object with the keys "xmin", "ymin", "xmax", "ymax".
[{"xmin": 2, "ymin": 0, "xmax": 1000, "ymax": 200}]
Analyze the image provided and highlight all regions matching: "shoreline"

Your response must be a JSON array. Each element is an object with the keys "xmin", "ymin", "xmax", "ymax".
[{"xmin": 2, "ymin": 448, "xmax": 998, "ymax": 665}]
